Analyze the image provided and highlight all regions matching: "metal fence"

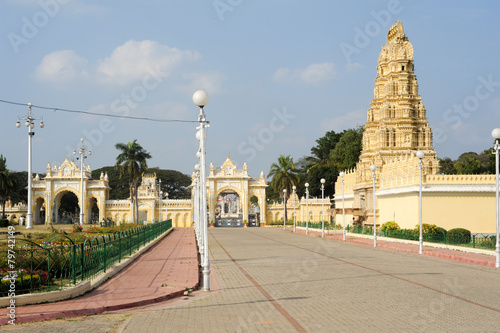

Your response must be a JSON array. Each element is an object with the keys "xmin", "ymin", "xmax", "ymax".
[
  {"xmin": 0, "ymin": 220, "xmax": 172, "ymax": 297},
  {"xmin": 345, "ymin": 225, "xmax": 495, "ymax": 250},
  {"xmin": 291, "ymin": 223, "xmax": 495, "ymax": 251}
]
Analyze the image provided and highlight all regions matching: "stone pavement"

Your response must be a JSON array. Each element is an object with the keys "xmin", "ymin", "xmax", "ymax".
[
  {"xmin": 295, "ymin": 227, "xmax": 497, "ymax": 267},
  {"xmin": 1, "ymin": 228, "xmax": 199, "ymax": 326},
  {"xmin": 3, "ymin": 227, "xmax": 500, "ymax": 332}
]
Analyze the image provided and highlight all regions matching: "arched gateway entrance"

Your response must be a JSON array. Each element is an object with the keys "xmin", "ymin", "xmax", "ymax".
[
  {"xmin": 206, "ymin": 157, "xmax": 267, "ymax": 227},
  {"xmin": 31, "ymin": 158, "xmax": 109, "ymax": 224}
]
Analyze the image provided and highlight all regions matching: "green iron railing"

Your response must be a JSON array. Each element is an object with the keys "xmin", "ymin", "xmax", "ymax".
[
  {"xmin": 291, "ymin": 223, "xmax": 495, "ymax": 251},
  {"xmin": 0, "ymin": 220, "xmax": 172, "ymax": 297},
  {"xmin": 344, "ymin": 225, "xmax": 495, "ymax": 250}
]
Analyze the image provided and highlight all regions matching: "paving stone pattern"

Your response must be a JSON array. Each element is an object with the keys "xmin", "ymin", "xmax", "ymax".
[{"xmin": 3, "ymin": 228, "xmax": 500, "ymax": 332}]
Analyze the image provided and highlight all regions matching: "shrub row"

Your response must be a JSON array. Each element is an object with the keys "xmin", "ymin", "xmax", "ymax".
[{"xmin": 380, "ymin": 221, "xmax": 472, "ymax": 245}]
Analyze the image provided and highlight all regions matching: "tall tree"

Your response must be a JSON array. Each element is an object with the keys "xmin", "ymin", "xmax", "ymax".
[
  {"xmin": 268, "ymin": 155, "xmax": 299, "ymax": 223},
  {"xmin": 0, "ymin": 155, "xmax": 15, "ymax": 218},
  {"xmin": 330, "ymin": 127, "xmax": 364, "ymax": 171},
  {"xmin": 115, "ymin": 140, "xmax": 152, "ymax": 222},
  {"xmin": 438, "ymin": 157, "xmax": 456, "ymax": 175},
  {"xmin": 304, "ymin": 131, "xmax": 344, "ymax": 198}
]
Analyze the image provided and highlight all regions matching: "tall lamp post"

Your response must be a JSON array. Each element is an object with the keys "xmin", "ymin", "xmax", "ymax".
[
  {"xmin": 339, "ymin": 172, "xmax": 346, "ymax": 241},
  {"xmin": 193, "ymin": 90, "xmax": 210, "ymax": 291},
  {"xmin": 16, "ymin": 103, "xmax": 44, "ymax": 229},
  {"xmin": 320, "ymin": 178, "xmax": 325, "ymax": 238},
  {"xmin": 370, "ymin": 164, "xmax": 377, "ymax": 247},
  {"xmin": 492, "ymin": 128, "xmax": 500, "ymax": 268},
  {"xmin": 416, "ymin": 150, "xmax": 425, "ymax": 254},
  {"xmin": 283, "ymin": 188, "xmax": 287, "ymax": 230},
  {"xmin": 193, "ymin": 166, "xmax": 202, "ymax": 254},
  {"xmin": 292, "ymin": 185, "xmax": 296, "ymax": 233},
  {"xmin": 165, "ymin": 192, "xmax": 169, "ymax": 222},
  {"xmin": 159, "ymin": 189, "xmax": 163, "ymax": 221},
  {"xmin": 156, "ymin": 179, "xmax": 162, "ymax": 222},
  {"xmin": 305, "ymin": 182, "xmax": 309, "ymax": 235},
  {"xmin": 73, "ymin": 138, "xmax": 91, "ymax": 226}
]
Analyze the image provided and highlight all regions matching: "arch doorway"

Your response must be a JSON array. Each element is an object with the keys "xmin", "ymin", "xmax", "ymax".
[
  {"xmin": 55, "ymin": 191, "xmax": 79, "ymax": 224},
  {"xmin": 215, "ymin": 191, "xmax": 242, "ymax": 227},
  {"xmin": 248, "ymin": 195, "xmax": 260, "ymax": 227},
  {"xmin": 34, "ymin": 197, "xmax": 46, "ymax": 225},
  {"xmin": 88, "ymin": 197, "xmax": 99, "ymax": 224}
]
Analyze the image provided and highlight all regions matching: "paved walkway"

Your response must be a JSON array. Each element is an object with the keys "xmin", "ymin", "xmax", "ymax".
[
  {"xmin": 3, "ymin": 227, "xmax": 500, "ymax": 332},
  {"xmin": 294, "ymin": 227, "xmax": 497, "ymax": 267},
  {"xmin": 1, "ymin": 228, "xmax": 199, "ymax": 325}
]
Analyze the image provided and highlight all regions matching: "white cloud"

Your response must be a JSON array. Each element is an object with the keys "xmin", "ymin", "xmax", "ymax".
[
  {"xmin": 97, "ymin": 40, "xmax": 201, "ymax": 85},
  {"xmin": 320, "ymin": 110, "xmax": 365, "ymax": 132},
  {"xmin": 346, "ymin": 62, "xmax": 364, "ymax": 72},
  {"xmin": 273, "ymin": 62, "xmax": 336, "ymax": 85},
  {"xmin": 177, "ymin": 71, "xmax": 226, "ymax": 95},
  {"xmin": 34, "ymin": 40, "xmax": 224, "ymax": 93},
  {"xmin": 35, "ymin": 50, "xmax": 89, "ymax": 83}
]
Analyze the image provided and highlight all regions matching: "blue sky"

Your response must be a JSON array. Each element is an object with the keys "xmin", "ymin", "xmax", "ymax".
[{"xmin": 1, "ymin": 0, "xmax": 499, "ymax": 179}]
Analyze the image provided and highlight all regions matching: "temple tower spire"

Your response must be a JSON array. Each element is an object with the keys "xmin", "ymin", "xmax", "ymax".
[{"xmin": 358, "ymin": 21, "xmax": 439, "ymax": 179}]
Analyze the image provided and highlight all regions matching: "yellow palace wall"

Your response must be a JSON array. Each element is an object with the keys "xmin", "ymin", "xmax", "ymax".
[{"xmin": 377, "ymin": 191, "xmax": 496, "ymax": 234}]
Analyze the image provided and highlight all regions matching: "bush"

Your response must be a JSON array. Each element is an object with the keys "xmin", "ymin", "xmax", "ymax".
[
  {"xmin": 428, "ymin": 227, "xmax": 447, "ymax": 242},
  {"xmin": 447, "ymin": 228, "xmax": 472, "ymax": 244},
  {"xmin": 414, "ymin": 224, "xmax": 438, "ymax": 235},
  {"xmin": 0, "ymin": 219, "xmax": 9, "ymax": 228},
  {"xmin": 381, "ymin": 221, "xmax": 400, "ymax": 232}
]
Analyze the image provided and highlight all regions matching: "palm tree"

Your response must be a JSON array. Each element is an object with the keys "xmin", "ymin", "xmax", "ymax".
[
  {"xmin": 0, "ymin": 155, "xmax": 15, "ymax": 218},
  {"xmin": 268, "ymin": 155, "xmax": 299, "ymax": 223},
  {"xmin": 115, "ymin": 140, "xmax": 152, "ymax": 222}
]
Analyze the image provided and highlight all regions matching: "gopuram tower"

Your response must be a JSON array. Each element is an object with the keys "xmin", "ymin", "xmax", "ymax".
[{"xmin": 341, "ymin": 21, "xmax": 440, "ymax": 225}]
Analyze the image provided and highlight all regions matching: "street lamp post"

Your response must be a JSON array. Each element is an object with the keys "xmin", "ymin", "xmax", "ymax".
[
  {"xmin": 165, "ymin": 192, "xmax": 169, "ymax": 222},
  {"xmin": 492, "ymin": 128, "xmax": 500, "ymax": 268},
  {"xmin": 283, "ymin": 188, "xmax": 287, "ymax": 230},
  {"xmin": 193, "ymin": 90, "xmax": 210, "ymax": 291},
  {"xmin": 159, "ymin": 189, "xmax": 162, "ymax": 221},
  {"xmin": 292, "ymin": 186, "xmax": 296, "ymax": 232},
  {"xmin": 370, "ymin": 164, "xmax": 377, "ymax": 247},
  {"xmin": 16, "ymin": 103, "xmax": 44, "ymax": 229},
  {"xmin": 340, "ymin": 172, "xmax": 346, "ymax": 241},
  {"xmin": 321, "ymin": 178, "xmax": 325, "ymax": 238},
  {"xmin": 158, "ymin": 179, "xmax": 163, "ymax": 222},
  {"xmin": 193, "ymin": 166, "xmax": 202, "ymax": 254},
  {"xmin": 416, "ymin": 150, "xmax": 425, "ymax": 254},
  {"xmin": 73, "ymin": 138, "xmax": 91, "ymax": 226},
  {"xmin": 305, "ymin": 183, "xmax": 309, "ymax": 235}
]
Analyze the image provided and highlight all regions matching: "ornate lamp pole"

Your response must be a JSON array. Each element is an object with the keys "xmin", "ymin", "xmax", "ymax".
[
  {"xmin": 305, "ymin": 182, "xmax": 309, "ymax": 235},
  {"xmin": 73, "ymin": 138, "xmax": 91, "ymax": 226},
  {"xmin": 193, "ymin": 90, "xmax": 210, "ymax": 291},
  {"xmin": 292, "ymin": 185, "xmax": 296, "ymax": 232},
  {"xmin": 321, "ymin": 178, "xmax": 325, "ymax": 238},
  {"xmin": 370, "ymin": 164, "xmax": 377, "ymax": 247},
  {"xmin": 416, "ymin": 150, "xmax": 425, "ymax": 254},
  {"xmin": 339, "ymin": 172, "xmax": 346, "ymax": 241},
  {"xmin": 283, "ymin": 188, "xmax": 287, "ymax": 230},
  {"xmin": 492, "ymin": 128, "xmax": 500, "ymax": 268},
  {"xmin": 16, "ymin": 103, "xmax": 44, "ymax": 229}
]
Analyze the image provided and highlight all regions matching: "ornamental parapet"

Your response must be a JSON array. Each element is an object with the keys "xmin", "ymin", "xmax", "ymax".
[
  {"xmin": 335, "ymin": 168, "xmax": 357, "ymax": 195},
  {"xmin": 425, "ymin": 174, "xmax": 496, "ymax": 185}
]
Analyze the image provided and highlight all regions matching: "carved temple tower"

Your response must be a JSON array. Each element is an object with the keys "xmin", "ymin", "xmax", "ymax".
[{"xmin": 347, "ymin": 21, "xmax": 441, "ymax": 225}]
